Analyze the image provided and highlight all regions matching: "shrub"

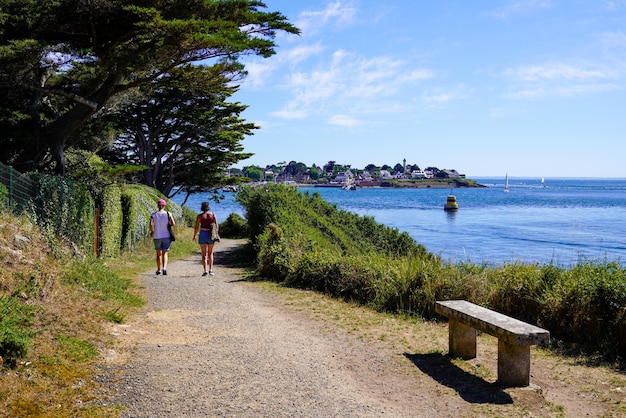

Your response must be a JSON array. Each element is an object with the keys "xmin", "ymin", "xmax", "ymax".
[
  {"xmin": 219, "ymin": 213, "xmax": 248, "ymax": 238},
  {"xmin": 486, "ymin": 263, "xmax": 552, "ymax": 323},
  {"xmin": 540, "ymin": 261, "xmax": 626, "ymax": 359},
  {"xmin": 256, "ymin": 223, "xmax": 295, "ymax": 281},
  {"xmin": 181, "ymin": 205, "xmax": 197, "ymax": 227}
]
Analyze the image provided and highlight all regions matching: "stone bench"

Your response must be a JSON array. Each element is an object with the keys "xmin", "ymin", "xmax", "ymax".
[{"xmin": 435, "ymin": 300, "xmax": 550, "ymax": 387}]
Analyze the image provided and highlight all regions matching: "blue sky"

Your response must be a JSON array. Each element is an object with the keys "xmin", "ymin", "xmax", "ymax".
[{"xmin": 232, "ymin": 1, "xmax": 626, "ymax": 178}]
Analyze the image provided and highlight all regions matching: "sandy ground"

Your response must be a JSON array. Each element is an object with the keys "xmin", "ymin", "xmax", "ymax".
[{"xmin": 97, "ymin": 239, "xmax": 625, "ymax": 417}]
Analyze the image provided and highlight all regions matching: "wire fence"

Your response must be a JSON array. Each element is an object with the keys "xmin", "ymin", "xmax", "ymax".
[{"xmin": 0, "ymin": 161, "xmax": 37, "ymax": 214}]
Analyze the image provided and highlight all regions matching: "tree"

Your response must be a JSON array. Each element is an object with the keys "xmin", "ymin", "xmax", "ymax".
[
  {"xmin": 0, "ymin": 0, "xmax": 299, "ymax": 174},
  {"xmin": 323, "ymin": 161, "xmax": 336, "ymax": 174},
  {"xmin": 285, "ymin": 161, "xmax": 307, "ymax": 177},
  {"xmin": 104, "ymin": 64, "xmax": 253, "ymax": 198},
  {"xmin": 243, "ymin": 166, "xmax": 263, "ymax": 181},
  {"xmin": 393, "ymin": 163, "xmax": 404, "ymax": 173},
  {"xmin": 309, "ymin": 166, "xmax": 320, "ymax": 180}
]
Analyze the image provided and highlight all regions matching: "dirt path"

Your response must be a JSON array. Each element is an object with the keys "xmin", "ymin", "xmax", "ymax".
[{"xmin": 98, "ymin": 239, "xmax": 625, "ymax": 417}]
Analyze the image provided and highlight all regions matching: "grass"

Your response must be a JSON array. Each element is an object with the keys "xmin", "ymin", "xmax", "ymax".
[{"xmin": 0, "ymin": 211, "xmax": 199, "ymax": 417}]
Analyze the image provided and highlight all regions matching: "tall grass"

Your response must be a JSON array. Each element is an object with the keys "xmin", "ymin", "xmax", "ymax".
[{"xmin": 238, "ymin": 184, "xmax": 626, "ymax": 362}]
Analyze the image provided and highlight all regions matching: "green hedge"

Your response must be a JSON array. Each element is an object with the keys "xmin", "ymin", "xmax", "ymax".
[
  {"xmin": 98, "ymin": 186, "xmax": 123, "ymax": 258},
  {"xmin": 104, "ymin": 184, "xmax": 182, "ymax": 256},
  {"xmin": 30, "ymin": 173, "xmax": 94, "ymax": 253}
]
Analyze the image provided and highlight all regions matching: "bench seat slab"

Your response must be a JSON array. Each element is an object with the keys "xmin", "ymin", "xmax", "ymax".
[
  {"xmin": 435, "ymin": 300, "xmax": 549, "ymax": 346},
  {"xmin": 436, "ymin": 300, "xmax": 550, "ymax": 387}
]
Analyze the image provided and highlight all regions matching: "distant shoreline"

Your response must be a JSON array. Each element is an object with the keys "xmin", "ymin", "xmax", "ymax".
[{"xmin": 307, "ymin": 179, "xmax": 487, "ymax": 189}]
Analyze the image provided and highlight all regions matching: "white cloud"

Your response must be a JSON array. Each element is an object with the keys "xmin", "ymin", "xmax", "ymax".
[
  {"xmin": 488, "ymin": 1, "xmax": 552, "ymax": 20},
  {"xmin": 296, "ymin": 1, "xmax": 357, "ymax": 35},
  {"xmin": 270, "ymin": 109, "xmax": 309, "ymax": 120},
  {"xmin": 504, "ymin": 62, "xmax": 617, "ymax": 82},
  {"xmin": 507, "ymin": 83, "xmax": 621, "ymax": 99},
  {"xmin": 503, "ymin": 62, "xmax": 621, "ymax": 99},
  {"xmin": 243, "ymin": 43, "xmax": 325, "ymax": 88},
  {"xmin": 603, "ymin": 0, "xmax": 626, "ymax": 11},
  {"xmin": 328, "ymin": 114, "xmax": 363, "ymax": 127},
  {"xmin": 422, "ymin": 85, "xmax": 469, "ymax": 109},
  {"xmin": 598, "ymin": 31, "xmax": 626, "ymax": 50},
  {"xmin": 271, "ymin": 49, "xmax": 434, "ymax": 120}
]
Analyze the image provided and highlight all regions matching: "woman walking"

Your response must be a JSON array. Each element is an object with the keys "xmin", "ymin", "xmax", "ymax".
[
  {"xmin": 150, "ymin": 199, "xmax": 175, "ymax": 276},
  {"xmin": 193, "ymin": 201, "xmax": 219, "ymax": 276}
]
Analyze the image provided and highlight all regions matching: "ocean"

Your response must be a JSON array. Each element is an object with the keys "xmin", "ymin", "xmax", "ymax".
[{"xmin": 175, "ymin": 178, "xmax": 626, "ymax": 267}]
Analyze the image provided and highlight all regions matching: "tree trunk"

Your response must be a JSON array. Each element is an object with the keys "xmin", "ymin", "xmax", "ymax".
[
  {"xmin": 45, "ymin": 103, "xmax": 96, "ymax": 175},
  {"xmin": 42, "ymin": 73, "xmax": 123, "ymax": 174}
]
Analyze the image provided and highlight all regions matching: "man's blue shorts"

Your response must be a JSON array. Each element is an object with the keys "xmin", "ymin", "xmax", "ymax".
[{"xmin": 153, "ymin": 238, "xmax": 172, "ymax": 251}]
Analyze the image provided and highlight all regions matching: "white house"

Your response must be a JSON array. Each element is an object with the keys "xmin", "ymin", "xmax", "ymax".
[
  {"xmin": 379, "ymin": 170, "xmax": 393, "ymax": 180},
  {"xmin": 334, "ymin": 170, "xmax": 354, "ymax": 184}
]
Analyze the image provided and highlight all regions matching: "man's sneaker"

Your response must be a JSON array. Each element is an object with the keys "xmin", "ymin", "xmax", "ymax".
[
  {"xmin": 163, "ymin": 270, "xmax": 167, "ymax": 276},
  {"xmin": 209, "ymin": 270, "xmax": 215, "ymax": 276},
  {"xmin": 202, "ymin": 272, "xmax": 208, "ymax": 277},
  {"xmin": 156, "ymin": 270, "xmax": 161, "ymax": 275}
]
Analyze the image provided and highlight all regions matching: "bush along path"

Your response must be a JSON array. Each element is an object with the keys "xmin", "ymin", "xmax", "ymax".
[{"xmin": 96, "ymin": 239, "xmax": 626, "ymax": 417}]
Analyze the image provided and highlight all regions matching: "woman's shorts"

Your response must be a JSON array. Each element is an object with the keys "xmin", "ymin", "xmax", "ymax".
[
  {"xmin": 198, "ymin": 230, "xmax": 215, "ymax": 245},
  {"xmin": 153, "ymin": 238, "xmax": 172, "ymax": 251}
]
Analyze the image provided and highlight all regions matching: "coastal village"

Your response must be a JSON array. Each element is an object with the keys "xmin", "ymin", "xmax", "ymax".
[{"xmin": 230, "ymin": 159, "xmax": 476, "ymax": 188}]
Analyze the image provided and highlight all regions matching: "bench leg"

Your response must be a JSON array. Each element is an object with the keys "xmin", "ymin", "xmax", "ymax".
[
  {"xmin": 497, "ymin": 340, "xmax": 530, "ymax": 387},
  {"xmin": 449, "ymin": 319, "xmax": 476, "ymax": 359}
]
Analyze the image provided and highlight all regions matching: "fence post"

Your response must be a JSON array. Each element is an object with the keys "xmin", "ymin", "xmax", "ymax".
[{"xmin": 94, "ymin": 206, "xmax": 99, "ymax": 256}]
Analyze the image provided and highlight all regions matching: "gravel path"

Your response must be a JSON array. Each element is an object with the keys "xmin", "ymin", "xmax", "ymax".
[{"xmin": 98, "ymin": 239, "xmax": 458, "ymax": 417}]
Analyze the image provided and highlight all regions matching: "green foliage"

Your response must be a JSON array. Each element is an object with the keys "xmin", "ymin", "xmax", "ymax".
[
  {"xmin": 107, "ymin": 64, "xmax": 255, "ymax": 197},
  {"xmin": 30, "ymin": 173, "xmax": 94, "ymax": 253},
  {"xmin": 219, "ymin": 213, "xmax": 248, "ymax": 239},
  {"xmin": 0, "ymin": 182, "xmax": 7, "ymax": 209},
  {"xmin": 539, "ymin": 262, "xmax": 626, "ymax": 357},
  {"xmin": 0, "ymin": 0, "xmax": 299, "ymax": 175},
  {"xmin": 287, "ymin": 251, "xmax": 380, "ymax": 304},
  {"xmin": 98, "ymin": 185, "xmax": 123, "ymax": 258},
  {"xmin": 181, "ymin": 204, "xmax": 198, "ymax": 228},
  {"xmin": 238, "ymin": 184, "xmax": 425, "ymax": 257},
  {"xmin": 120, "ymin": 185, "xmax": 160, "ymax": 251},
  {"xmin": 486, "ymin": 263, "xmax": 550, "ymax": 323},
  {"xmin": 255, "ymin": 223, "xmax": 295, "ymax": 281},
  {"xmin": 66, "ymin": 149, "xmax": 146, "ymax": 197},
  {"xmin": 0, "ymin": 296, "xmax": 35, "ymax": 368}
]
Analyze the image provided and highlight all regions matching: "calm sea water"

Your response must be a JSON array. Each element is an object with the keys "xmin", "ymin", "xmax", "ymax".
[{"xmin": 175, "ymin": 178, "xmax": 626, "ymax": 267}]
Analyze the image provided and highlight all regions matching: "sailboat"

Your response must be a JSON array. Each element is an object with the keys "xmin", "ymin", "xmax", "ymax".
[
  {"xmin": 541, "ymin": 177, "xmax": 545, "ymax": 188},
  {"xmin": 504, "ymin": 173, "xmax": 509, "ymax": 193}
]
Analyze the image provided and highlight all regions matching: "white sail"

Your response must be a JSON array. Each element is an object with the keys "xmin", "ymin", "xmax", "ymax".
[{"xmin": 504, "ymin": 174, "xmax": 509, "ymax": 192}]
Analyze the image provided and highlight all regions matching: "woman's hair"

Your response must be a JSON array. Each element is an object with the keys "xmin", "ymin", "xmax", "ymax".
[{"xmin": 201, "ymin": 201, "xmax": 209, "ymax": 212}]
